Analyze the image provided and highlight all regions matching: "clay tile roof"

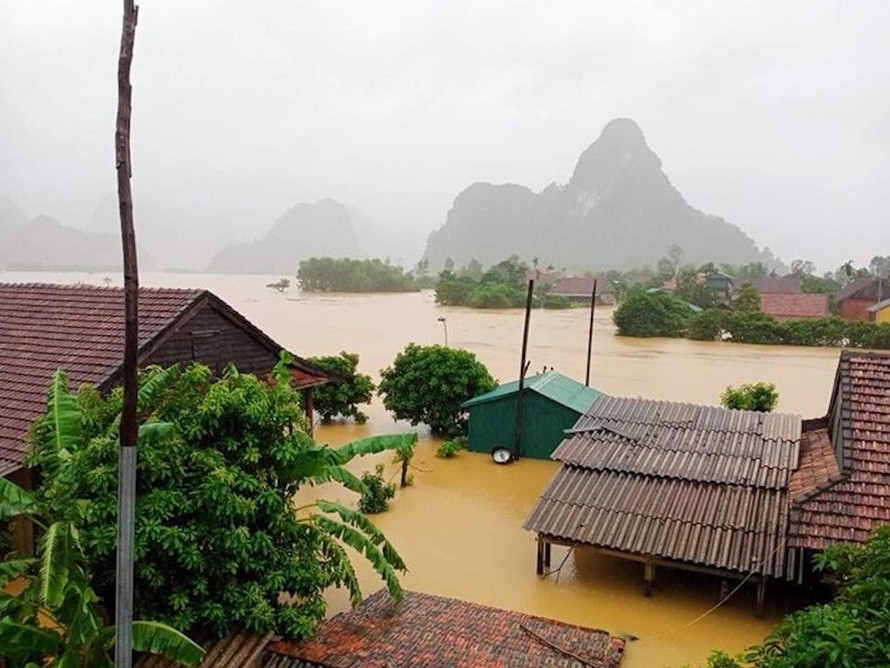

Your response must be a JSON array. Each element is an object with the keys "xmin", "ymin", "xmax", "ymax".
[
  {"xmin": 0, "ymin": 283, "xmax": 204, "ymax": 476},
  {"xmin": 551, "ymin": 276, "xmax": 613, "ymax": 297},
  {"xmin": 838, "ymin": 276, "xmax": 880, "ymax": 302},
  {"xmin": 266, "ymin": 590, "xmax": 625, "ymax": 668},
  {"xmin": 759, "ymin": 292, "xmax": 829, "ymax": 319},
  {"xmin": 789, "ymin": 351, "xmax": 890, "ymax": 549},
  {"xmin": 525, "ymin": 395, "xmax": 801, "ymax": 578}
]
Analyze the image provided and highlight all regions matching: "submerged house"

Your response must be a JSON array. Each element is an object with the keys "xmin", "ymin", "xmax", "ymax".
[
  {"xmin": 759, "ymin": 292, "xmax": 830, "ymax": 320},
  {"xmin": 0, "ymin": 283, "xmax": 330, "ymax": 551},
  {"xmin": 462, "ymin": 371, "xmax": 603, "ymax": 460},
  {"xmin": 550, "ymin": 276, "xmax": 616, "ymax": 305},
  {"xmin": 787, "ymin": 350, "xmax": 890, "ymax": 575},
  {"xmin": 524, "ymin": 394, "xmax": 801, "ymax": 615}
]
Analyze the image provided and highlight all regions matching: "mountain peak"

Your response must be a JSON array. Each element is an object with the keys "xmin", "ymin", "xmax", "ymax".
[{"xmin": 598, "ymin": 117, "xmax": 646, "ymax": 146}]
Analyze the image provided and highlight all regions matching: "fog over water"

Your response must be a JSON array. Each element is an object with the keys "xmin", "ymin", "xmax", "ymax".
[{"xmin": 2, "ymin": 1, "xmax": 888, "ymax": 270}]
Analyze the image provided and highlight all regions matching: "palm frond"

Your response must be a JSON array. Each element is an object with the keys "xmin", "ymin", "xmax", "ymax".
[
  {"xmin": 38, "ymin": 521, "xmax": 75, "ymax": 609},
  {"xmin": 0, "ymin": 559, "xmax": 36, "ymax": 589},
  {"xmin": 0, "ymin": 477, "xmax": 38, "ymax": 521},
  {"xmin": 317, "ymin": 533, "xmax": 363, "ymax": 607},
  {"xmin": 44, "ymin": 369, "xmax": 82, "ymax": 458},
  {"xmin": 310, "ymin": 465, "xmax": 368, "ymax": 496},
  {"xmin": 0, "ymin": 617, "xmax": 62, "ymax": 657},
  {"xmin": 138, "ymin": 421, "xmax": 175, "ymax": 445},
  {"xmin": 131, "ymin": 620, "xmax": 205, "ymax": 666},
  {"xmin": 137, "ymin": 366, "xmax": 181, "ymax": 413},
  {"xmin": 334, "ymin": 433, "xmax": 418, "ymax": 464},
  {"xmin": 316, "ymin": 499, "xmax": 406, "ymax": 570},
  {"xmin": 314, "ymin": 515, "xmax": 403, "ymax": 603}
]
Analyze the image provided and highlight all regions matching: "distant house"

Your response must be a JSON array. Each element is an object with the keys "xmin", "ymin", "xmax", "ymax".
[
  {"xmin": 788, "ymin": 351, "xmax": 890, "ymax": 572},
  {"xmin": 266, "ymin": 590, "xmax": 626, "ymax": 668},
  {"xmin": 703, "ymin": 270, "xmax": 734, "ymax": 300},
  {"xmin": 759, "ymin": 292, "xmax": 829, "ymax": 320},
  {"xmin": 525, "ymin": 394, "xmax": 802, "ymax": 615},
  {"xmin": 0, "ymin": 283, "xmax": 330, "ymax": 551},
  {"xmin": 838, "ymin": 276, "xmax": 887, "ymax": 321},
  {"xmin": 867, "ymin": 298, "xmax": 890, "ymax": 324},
  {"xmin": 732, "ymin": 276, "xmax": 802, "ymax": 295},
  {"xmin": 549, "ymin": 276, "xmax": 615, "ymax": 305},
  {"xmin": 462, "ymin": 371, "xmax": 603, "ymax": 460}
]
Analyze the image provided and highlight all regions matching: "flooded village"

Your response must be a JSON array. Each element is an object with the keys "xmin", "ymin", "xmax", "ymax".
[{"xmin": 3, "ymin": 271, "xmax": 884, "ymax": 666}]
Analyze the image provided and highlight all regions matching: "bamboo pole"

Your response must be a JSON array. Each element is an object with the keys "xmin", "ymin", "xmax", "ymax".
[
  {"xmin": 114, "ymin": 2, "xmax": 139, "ymax": 666},
  {"xmin": 513, "ymin": 279, "xmax": 534, "ymax": 458}
]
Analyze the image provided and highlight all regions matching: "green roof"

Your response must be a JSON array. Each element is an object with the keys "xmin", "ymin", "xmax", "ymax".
[{"xmin": 462, "ymin": 371, "xmax": 603, "ymax": 414}]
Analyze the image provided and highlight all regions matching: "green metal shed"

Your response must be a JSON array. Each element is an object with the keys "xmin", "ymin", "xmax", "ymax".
[{"xmin": 461, "ymin": 371, "xmax": 604, "ymax": 460}]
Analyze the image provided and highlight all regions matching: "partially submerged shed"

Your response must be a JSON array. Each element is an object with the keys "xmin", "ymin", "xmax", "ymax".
[
  {"xmin": 462, "ymin": 371, "xmax": 603, "ymax": 460},
  {"xmin": 525, "ymin": 395, "xmax": 802, "ymax": 614}
]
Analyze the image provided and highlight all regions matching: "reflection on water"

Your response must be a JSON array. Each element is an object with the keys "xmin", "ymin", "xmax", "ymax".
[{"xmin": 6, "ymin": 272, "xmax": 842, "ymax": 667}]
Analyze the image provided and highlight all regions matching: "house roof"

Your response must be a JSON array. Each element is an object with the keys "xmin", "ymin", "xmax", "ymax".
[
  {"xmin": 866, "ymin": 297, "xmax": 890, "ymax": 313},
  {"xmin": 838, "ymin": 276, "xmax": 885, "ymax": 302},
  {"xmin": 266, "ymin": 590, "xmax": 625, "ymax": 668},
  {"xmin": 462, "ymin": 371, "xmax": 603, "ymax": 414},
  {"xmin": 733, "ymin": 277, "xmax": 802, "ymax": 294},
  {"xmin": 550, "ymin": 276, "xmax": 613, "ymax": 297},
  {"xmin": 525, "ymin": 395, "xmax": 801, "ymax": 578},
  {"xmin": 759, "ymin": 292, "xmax": 829, "ymax": 319},
  {"xmin": 0, "ymin": 283, "xmax": 328, "ymax": 477},
  {"xmin": 136, "ymin": 630, "xmax": 273, "ymax": 668},
  {"xmin": 789, "ymin": 351, "xmax": 890, "ymax": 549}
]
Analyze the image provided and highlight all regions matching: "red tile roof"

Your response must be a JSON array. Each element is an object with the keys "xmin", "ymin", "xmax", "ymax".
[
  {"xmin": 759, "ymin": 292, "xmax": 829, "ymax": 319},
  {"xmin": 267, "ymin": 590, "xmax": 625, "ymax": 668},
  {"xmin": 551, "ymin": 276, "xmax": 613, "ymax": 297},
  {"xmin": 0, "ymin": 283, "xmax": 203, "ymax": 476},
  {"xmin": 789, "ymin": 351, "xmax": 890, "ymax": 549}
]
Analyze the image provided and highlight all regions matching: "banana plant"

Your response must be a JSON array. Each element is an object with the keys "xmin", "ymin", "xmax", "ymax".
[{"xmin": 0, "ymin": 479, "xmax": 204, "ymax": 668}]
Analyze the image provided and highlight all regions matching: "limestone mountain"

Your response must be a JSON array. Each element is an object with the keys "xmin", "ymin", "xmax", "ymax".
[
  {"xmin": 0, "ymin": 212, "xmax": 124, "ymax": 272},
  {"xmin": 206, "ymin": 198, "xmax": 362, "ymax": 274},
  {"xmin": 423, "ymin": 118, "xmax": 769, "ymax": 272}
]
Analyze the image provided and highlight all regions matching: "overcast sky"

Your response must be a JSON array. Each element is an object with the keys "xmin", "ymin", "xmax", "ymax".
[{"xmin": 1, "ymin": 1, "xmax": 887, "ymax": 270}]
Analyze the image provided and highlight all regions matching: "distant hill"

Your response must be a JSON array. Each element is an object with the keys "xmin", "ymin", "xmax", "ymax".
[
  {"xmin": 0, "ymin": 213, "xmax": 124, "ymax": 272},
  {"xmin": 423, "ymin": 118, "xmax": 771, "ymax": 272},
  {"xmin": 206, "ymin": 198, "xmax": 362, "ymax": 274}
]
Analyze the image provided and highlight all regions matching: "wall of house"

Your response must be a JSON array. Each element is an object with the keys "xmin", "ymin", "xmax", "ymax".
[
  {"xmin": 466, "ymin": 395, "xmax": 579, "ymax": 460},
  {"xmin": 144, "ymin": 302, "xmax": 279, "ymax": 375},
  {"xmin": 840, "ymin": 298, "xmax": 877, "ymax": 321},
  {"xmin": 874, "ymin": 307, "xmax": 890, "ymax": 324}
]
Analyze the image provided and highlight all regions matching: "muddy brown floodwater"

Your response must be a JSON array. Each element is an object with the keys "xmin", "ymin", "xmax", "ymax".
[{"xmin": 7, "ymin": 272, "xmax": 844, "ymax": 667}]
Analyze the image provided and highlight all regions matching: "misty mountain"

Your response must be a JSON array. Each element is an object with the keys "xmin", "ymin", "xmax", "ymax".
[
  {"xmin": 423, "ymin": 118, "xmax": 770, "ymax": 272},
  {"xmin": 206, "ymin": 198, "xmax": 362, "ymax": 274},
  {"xmin": 0, "ymin": 212, "xmax": 124, "ymax": 272}
]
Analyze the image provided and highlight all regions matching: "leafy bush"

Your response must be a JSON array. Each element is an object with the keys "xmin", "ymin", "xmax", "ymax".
[
  {"xmin": 434, "ymin": 256, "xmax": 531, "ymax": 309},
  {"xmin": 393, "ymin": 440, "xmax": 416, "ymax": 487},
  {"xmin": 613, "ymin": 289, "xmax": 693, "ymax": 337},
  {"xmin": 468, "ymin": 283, "xmax": 517, "ymax": 309},
  {"xmin": 358, "ymin": 464, "xmax": 397, "ymax": 514},
  {"xmin": 26, "ymin": 363, "xmax": 411, "ymax": 640},
  {"xmin": 437, "ymin": 438, "xmax": 467, "ymax": 458},
  {"xmin": 725, "ymin": 311, "xmax": 786, "ymax": 344},
  {"xmin": 378, "ymin": 344, "xmax": 497, "ymax": 437},
  {"xmin": 688, "ymin": 309, "xmax": 729, "ymax": 341},
  {"xmin": 745, "ymin": 526, "xmax": 890, "ymax": 667},
  {"xmin": 309, "ymin": 351, "xmax": 375, "ymax": 422},
  {"xmin": 720, "ymin": 382, "xmax": 779, "ymax": 412},
  {"xmin": 542, "ymin": 294, "xmax": 572, "ymax": 309}
]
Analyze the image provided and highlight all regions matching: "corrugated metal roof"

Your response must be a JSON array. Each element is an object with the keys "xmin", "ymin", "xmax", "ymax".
[
  {"xmin": 525, "ymin": 394, "xmax": 801, "ymax": 578},
  {"xmin": 462, "ymin": 371, "xmax": 603, "ymax": 414},
  {"xmin": 136, "ymin": 630, "xmax": 272, "ymax": 667}
]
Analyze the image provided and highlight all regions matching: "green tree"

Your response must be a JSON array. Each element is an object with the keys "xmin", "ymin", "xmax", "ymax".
[
  {"xmin": 308, "ymin": 352, "xmax": 375, "ymax": 423},
  {"xmin": 720, "ymin": 382, "xmax": 778, "ymax": 412},
  {"xmin": 378, "ymin": 344, "xmax": 497, "ymax": 437},
  {"xmin": 297, "ymin": 257, "xmax": 419, "ymax": 293},
  {"xmin": 266, "ymin": 278, "xmax": 290, "ymax": 293},
  {"xmin": 612, "ymin": 289, "xmax": 694, "ymax": 338},
  {"xmin": 26, "ymin": 363, "xmax": 412, "ymax": 640},
  {"xmin": 0, "ymin": 479, "xmax": 204, "ymax": 668},
  {"xmin": 734, "ymin": 283, "xmax": 762, "ymax": 312}
]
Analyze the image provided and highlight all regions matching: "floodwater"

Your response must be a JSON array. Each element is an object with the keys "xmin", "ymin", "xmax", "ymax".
[{"xmin": 4, "ymin": 271, "xmax": 843, "ymax": 667}]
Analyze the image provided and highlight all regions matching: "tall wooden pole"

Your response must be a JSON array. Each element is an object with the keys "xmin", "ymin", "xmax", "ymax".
[
  {"xmin": 513, "ymin": 279, "xmax": 534, "ymax": 458},
  {"xmin": 115, "ymin": 2, "xmax": 139, "ymax": 666},
  {"xmin": 585, "ymin": 279, "xmax": 598, "ymax": 386}
]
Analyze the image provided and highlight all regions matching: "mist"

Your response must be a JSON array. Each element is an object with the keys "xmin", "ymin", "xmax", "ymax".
[{"xmin": 1, "ymin": 0, "xmax": 887, "ymax": 271}]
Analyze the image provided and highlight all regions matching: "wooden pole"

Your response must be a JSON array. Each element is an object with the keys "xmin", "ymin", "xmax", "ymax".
[
  {"xmin": 585, "ymin": 279, "xmax": 598, "ymax": 386},
  {"xmin": 513, "ymin": 279, "xmax": 534, "ymax": 458},
  {"xmin": 114, "ymin": 2, "xmax": 139, "ymax": 666}
]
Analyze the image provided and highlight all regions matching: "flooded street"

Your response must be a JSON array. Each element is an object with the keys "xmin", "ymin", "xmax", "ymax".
[{"xmin": 5, "ymin": 271, "xmax": 843, "ymax": 666}]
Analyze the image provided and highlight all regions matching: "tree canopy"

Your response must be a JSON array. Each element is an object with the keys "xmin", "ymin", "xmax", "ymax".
[
  {"xmin": 612, "ymin": 288, "xmax": 694, "ymax": 337},
  {"xmin": 378, "ymin": 344, "xmax": 497, "ymax": 437},
  {"xmin": 25, "ymin": 362, "xmax": 412, "ymax": 640},
  {"xmin": 308, "ymin": 351, "xmax": 375, "ymax": 423},
  {"xmin": 720, "ymin": 382, "xmax": 779, "ymax": 412},
  {"xmin": 297, "ymin": 257, "xmax": 419, "ymax": 292}
]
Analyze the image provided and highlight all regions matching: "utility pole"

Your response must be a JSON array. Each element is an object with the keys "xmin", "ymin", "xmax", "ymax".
[{"xmin": 114, "ymin": 2, "xmax": 139, "ymax": 666}]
